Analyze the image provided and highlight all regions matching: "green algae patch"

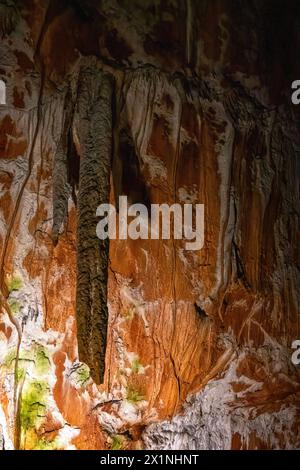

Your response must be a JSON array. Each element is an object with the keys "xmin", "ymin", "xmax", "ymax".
[
  {"xmin": 69, "ymin": 362, "xmax": 91, "ymax": 388},
  {"xmin": 3, "ymin": 344, "xmax": 51, "ymax": 379},
  {"xmin": 126, "ymin": 385, "xmax": 144, "ymax": 404},
  {"xmin": 75, "ymin": 363, "xmax": 90, "ymax": 387},
  {"xmin": 19, "ymin": 379, "xmax": 49, "ymax": 449},
  {"xmin": 2, "ymin": 338, "xmax": 60, "ymax": 449},
  {"xmin": 12, "ymin": 344, "xmax": 53, "ymax": 449},
  {"xmin": 16, "ymin": 364, "xmax": 26, "ymax": 383},
  {"xmin": 131, "ymin": 357, "xmax": 144, "ymax": 374},
  {"xmin": 110, "ymin": 434, "xmax": 124, "ymax": 450},
  {"xmin": 20, "ymin": 379, "xmax": 48, "ymax": 430},
  {"xmin": 3, "ymin": 347, "xmax": 17, "ymax": 368},
  {"xmin": 35, "ymin": 345, "xmax": 51, "ymax": 376},
  {"xmin": 33, "ymin": 437, "xmax": 61, "ymax": 450},
  {"xmin": 7, "ymin": 298, "xmax": 21, "ymax": 314},
  {"xmin": 6, "ymin": 274, "xmax": 23, "ymax": 293}
]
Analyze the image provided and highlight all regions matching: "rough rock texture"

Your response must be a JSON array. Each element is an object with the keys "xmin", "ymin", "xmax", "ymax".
[
  {"xmin": 0, "ymin": 0, "xmax": 299, "ymax": 450},
  {"xmin": 75, "ymin": 64, "xmax": 113, "ymax": 384}
]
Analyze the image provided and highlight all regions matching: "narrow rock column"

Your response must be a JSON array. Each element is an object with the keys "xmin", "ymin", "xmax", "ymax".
[
  {"xmin": 52, "ymin": 89, "xmax": 74, "ymax": 243},
  {"xmin": 74, "ymin": 65, "xmax": 114, "ymax": 384}
]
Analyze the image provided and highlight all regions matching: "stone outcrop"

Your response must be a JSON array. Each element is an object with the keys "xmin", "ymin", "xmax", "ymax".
[{"xmin": 0, "ymin": 0, "xmax": 299, "ymax": 450}]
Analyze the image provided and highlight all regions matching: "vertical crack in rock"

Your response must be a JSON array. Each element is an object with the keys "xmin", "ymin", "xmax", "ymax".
[
  {"xmin": 74, "ymin": 64, "xmax": 114, "ymax": 384},
  {"xmin": 232, "ymin": 240, "xmax": 250, "ymax": 288}
]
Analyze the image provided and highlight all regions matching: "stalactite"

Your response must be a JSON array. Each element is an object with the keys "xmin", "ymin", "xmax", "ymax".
[
  {"xmin": 52, "ymin": 88, "xmax": 75, "ymax": 244},
  {"xmin": 74, "ymin": 63, "xmax": 114, "ymax": 384}
]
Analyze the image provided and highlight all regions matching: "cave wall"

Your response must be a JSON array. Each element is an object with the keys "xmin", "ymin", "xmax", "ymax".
[{"xmin": 0, "ymin": 0, "xmax": 299, "ymax": 450}]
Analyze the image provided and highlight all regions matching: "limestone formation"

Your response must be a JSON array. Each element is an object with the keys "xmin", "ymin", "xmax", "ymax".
[{"xmin": 0, "ymin": 0, "xmax": 299, "ymax": 450}]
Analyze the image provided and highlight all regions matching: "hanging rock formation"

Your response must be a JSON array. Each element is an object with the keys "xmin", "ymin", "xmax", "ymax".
[
  {"xmin": 75, "ymin": 64, "xmax": 114, "ymax": 384},
  {"xmin": 0, "ymin": 0, "xmax": 299, "ymax": 450}
]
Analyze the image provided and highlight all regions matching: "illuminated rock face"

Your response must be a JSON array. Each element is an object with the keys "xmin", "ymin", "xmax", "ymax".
[{"xmin": 0, "ymin": 0, "xmax": 299, "ymax": 450}]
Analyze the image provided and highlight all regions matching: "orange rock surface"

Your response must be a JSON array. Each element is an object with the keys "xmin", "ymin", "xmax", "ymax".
[{"xmin": 0, "ymin": 0, "xmax": 299, "ymax": 450}]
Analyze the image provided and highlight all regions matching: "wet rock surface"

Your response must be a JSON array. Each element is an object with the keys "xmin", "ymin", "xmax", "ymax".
[{"xmin": 0, "ymin": 0, "xmax": 299, "ymax": 450}]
